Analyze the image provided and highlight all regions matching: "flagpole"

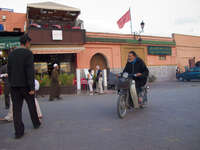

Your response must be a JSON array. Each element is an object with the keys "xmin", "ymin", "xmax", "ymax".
[{"xmin": 129, "ymin": 7, "xmax": 133, "ymax": 35}]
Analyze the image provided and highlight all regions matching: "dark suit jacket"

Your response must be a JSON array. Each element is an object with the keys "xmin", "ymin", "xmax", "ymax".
[{"xmin": 7, "ymin": 47, "xmax": 35, "ymax": 91}]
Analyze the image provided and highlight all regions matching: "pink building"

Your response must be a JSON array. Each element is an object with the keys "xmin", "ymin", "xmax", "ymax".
[
  {"xmin": 173, "ymin": 34, "xmax": 200, "ymax": 72},
  {"xmin": 77, "ymin": 32, "xmax": 176, "ymax": 81}
]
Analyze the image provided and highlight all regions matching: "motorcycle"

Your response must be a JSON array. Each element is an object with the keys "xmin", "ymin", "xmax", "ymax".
[{"xmin": 116, "ymin": 72, "xmax": 149, "ymax": 119}]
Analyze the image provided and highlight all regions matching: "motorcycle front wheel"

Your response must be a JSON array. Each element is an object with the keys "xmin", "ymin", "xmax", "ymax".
[{"xmin": 117, "ymin": 95, "xmax": 127, "ymax": 119}]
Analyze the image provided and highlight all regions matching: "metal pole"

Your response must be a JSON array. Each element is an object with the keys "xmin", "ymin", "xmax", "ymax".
[
  {"xmin": 129, "ymin": 7, "xmax": 133, "ymax": 35},
  {"xmin": 76, "ymin": 69, "xmax": 81, "ymax": 94}
]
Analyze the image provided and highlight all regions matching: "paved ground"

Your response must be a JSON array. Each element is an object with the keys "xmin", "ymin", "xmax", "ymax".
[{"xmin": 0, "ymin": 81, "xmax": 200, "ymax": 150}]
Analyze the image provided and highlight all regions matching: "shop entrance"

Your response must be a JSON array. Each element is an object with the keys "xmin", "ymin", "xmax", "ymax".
[{"xmin": 34, "ymin": 53, "xmax": 76, "ymax": 75}]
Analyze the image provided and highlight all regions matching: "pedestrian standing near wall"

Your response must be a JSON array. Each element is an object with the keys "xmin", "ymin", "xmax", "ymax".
[
  {"xmin": 87, "ymin": 69, "xmax": 94, "ymax": 95},
  {"xmin": 49, "ymin": 64, "xmax": 61, "ymax": 101},
  {"xmin": 95, "ymin": 65, "xmax": 101, "ymax": 93},
  {"xmin": 7, "ymin": 34, "xmax": 41, "ymax": 139},
  {"xmin": 95, "ymin": 65, "xmax": 104, "ymax": 94},
  {"xmin": 98, "ymin": 71, "xmax": 104, "ymax": 94}
]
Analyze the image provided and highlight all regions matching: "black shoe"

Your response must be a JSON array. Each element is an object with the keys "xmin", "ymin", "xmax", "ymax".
[
  {"xmin": 139, "ymin": 105, "xmax": 144, "ymax": 109},
  {"xmin": 34, "ymin": 123, "xmax": 41, "ymax": 129},
  {"xmin": 49, "ymin": 99, "xmax": 54, "ymax": 101},
  {"xmin": 127, "ymin": 105, "xmax": 134, "ymax": 110},
  {"xmin": 128, "ymin": 101, "xmax": 134, "ymax": 108},
  {"xmin": 15, "ymin": 134, "xmax": 24, "ymax": 139},
  {"xmin": 5, "ymin": 106, "xmax": 9, "ymax": 109},
  {"xmin": 56, "ymin": 97, "xmax": 62, "ymax": 100}
]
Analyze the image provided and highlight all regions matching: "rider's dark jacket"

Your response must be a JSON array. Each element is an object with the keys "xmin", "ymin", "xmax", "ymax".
[{"xmin": 123, "ymin": 57, "xmax": 149, "ymax": 88}]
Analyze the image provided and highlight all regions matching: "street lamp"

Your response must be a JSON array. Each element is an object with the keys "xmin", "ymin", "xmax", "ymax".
[{"xmin": 133, "ymin": 20, "xmax": 145, "ymax": 42}]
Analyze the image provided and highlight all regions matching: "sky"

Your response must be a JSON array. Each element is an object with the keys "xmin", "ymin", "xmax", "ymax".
[{"xmin": 1, "ymin": 0, "xmax": 200, "ymax": 37}]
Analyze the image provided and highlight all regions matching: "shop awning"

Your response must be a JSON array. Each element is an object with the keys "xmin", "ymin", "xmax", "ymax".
[
  {"xmin": 0, "ymin": 37, "xmax": 20, "ymax": 49},
  {"xmin": 27, "ymin": 2, "xmax": 80, "ymax": 12},
  {"xmin": 27, "ymin": 2, "xmax": 80, "ymax": 23},
  {"xmin": 30, "ymin": 45, "xmax": 85, "ymax": 54},
  {"xmin": 148, "ymin": 46, "xmax": 172, "ymax": 55}
]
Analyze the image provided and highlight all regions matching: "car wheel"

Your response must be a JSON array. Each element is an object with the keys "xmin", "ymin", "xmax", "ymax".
[
  {"xmin": 186, "ymin": 79, "xmax": 190, "ymax": 82},
  {"xmin": 178, "ymin": 77, "xmax": 184, "ymax": 81}
]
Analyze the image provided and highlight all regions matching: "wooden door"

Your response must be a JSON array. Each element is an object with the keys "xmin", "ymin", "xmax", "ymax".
[{"xmin": 90, "ymin": 53, "xmax": 107, "ymax": 70}]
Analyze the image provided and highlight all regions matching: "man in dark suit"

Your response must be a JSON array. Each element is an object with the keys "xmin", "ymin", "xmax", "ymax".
[{"xmin": 7, "ymin": 34, "xmax": 41, "ymax": 139}]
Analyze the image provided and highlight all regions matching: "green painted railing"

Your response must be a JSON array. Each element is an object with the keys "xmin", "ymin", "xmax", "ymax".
[{"xmin": 86, "ymin": 37, "xmax": 176, "ymax": 46}]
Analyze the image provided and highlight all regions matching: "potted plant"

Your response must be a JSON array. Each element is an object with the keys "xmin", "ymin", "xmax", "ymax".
[{"xmin": 36, "ymin": 73, "xmax": 76, "ymax": 95}]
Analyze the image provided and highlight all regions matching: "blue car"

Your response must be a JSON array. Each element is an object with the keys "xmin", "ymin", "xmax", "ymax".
[{"xmin": 176, "ymin": 67, "xmax": 200, "ymax": 81}]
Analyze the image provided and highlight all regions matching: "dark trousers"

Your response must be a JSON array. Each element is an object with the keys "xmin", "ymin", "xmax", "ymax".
[
  {"xmin": 4, "ymin": 93, "xmax": 10, "ymax": 108},
  {"xmin": 10, "ymin": 87, "xmax": 41, "ymax": 136}
]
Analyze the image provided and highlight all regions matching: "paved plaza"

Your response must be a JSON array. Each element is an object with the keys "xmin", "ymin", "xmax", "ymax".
[{"xmin": 0, "ymin": 81, "xmax": 200, "ymax": 150}]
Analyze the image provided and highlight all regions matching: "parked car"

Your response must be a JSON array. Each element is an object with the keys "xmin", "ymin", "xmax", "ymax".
[
  {"xmin": 196, "ymin": 61, "xmax": 200, "ymax": 67},
  {"xmin": 176, "ymin": 67, "xmax": 200, "ymax": 81}
]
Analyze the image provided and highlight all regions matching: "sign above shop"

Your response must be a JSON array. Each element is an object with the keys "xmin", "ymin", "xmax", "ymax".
[
  {"xmin": 31, "ymin": 46, "xmax": 85, "ymax": 54},
  {"xmin": 52, "ymin": 30, "xmax": 63, "ymax": 40},
  {"xmin": 148, "ymin": 46, "xmax": 172, "ymax": 55},
  {"xmin": 0, "ymin": 37, "xmax": 20, "ymax": 49}
]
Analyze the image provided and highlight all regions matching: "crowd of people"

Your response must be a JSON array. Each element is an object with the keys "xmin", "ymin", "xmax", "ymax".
[{"xmin": 87, "ymin": 65, "xmax": 104, "ymax": 95}]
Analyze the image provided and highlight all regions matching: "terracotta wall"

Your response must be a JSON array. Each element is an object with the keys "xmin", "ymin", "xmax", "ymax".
[
  {"xmin": 173, "ymin": 34, "xmax": 200, "ymax": 71},
  {"xmin": 0, "ymin": 10, "xmax": 26, "ymax": 32},
  {"xmin": 86, "ymin": 32, "xmax": 176, "ymax": 68},
  {"xmin": 77, "ymin": 43, "xmax": 121, "ymax": 70}
]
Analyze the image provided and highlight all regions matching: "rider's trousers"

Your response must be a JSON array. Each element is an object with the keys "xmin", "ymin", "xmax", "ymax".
[{"xmin": 130, "ymin": 80, "xmax": 139, "ymax": 108}]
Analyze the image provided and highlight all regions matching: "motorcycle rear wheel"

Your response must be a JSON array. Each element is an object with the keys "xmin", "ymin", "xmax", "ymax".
[{"xmin": 117, "ymin": 95, "xmax": 127, "ymax": 119}]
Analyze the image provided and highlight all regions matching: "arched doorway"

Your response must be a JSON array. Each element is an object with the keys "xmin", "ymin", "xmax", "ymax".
[{"xmin": 90, "ymin": 53, "xmax": 108, "ymax": 70}]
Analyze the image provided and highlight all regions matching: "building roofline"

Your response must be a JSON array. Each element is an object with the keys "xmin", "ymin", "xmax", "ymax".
[
  {"xmin": 173, "ymin": 33, "xmax": 200, "ymax": 38},
  {"xmin": 86, "ymin": 37, "xmax": 176, "ymax": 46},
  {"xmin": 27, "ymin": 1, "xmax": 81, "ymax": 12},
  {"xmin": 86, "ymin": 31, "xmax": 172, "ymax": 39}
]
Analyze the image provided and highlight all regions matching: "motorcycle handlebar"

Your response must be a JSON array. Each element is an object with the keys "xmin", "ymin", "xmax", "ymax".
[{"xmin": 117, "ymin": 73, "xmax": 137, "ymax": 79}]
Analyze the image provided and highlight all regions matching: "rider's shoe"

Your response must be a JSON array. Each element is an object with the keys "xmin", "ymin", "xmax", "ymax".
[
  {"xmin": 127, "ymin": 105, "xmax": 133, "ymax": 110},
  {"xmin": 139, "ymin": 105, "xmax": 144, "ymax": 109}
]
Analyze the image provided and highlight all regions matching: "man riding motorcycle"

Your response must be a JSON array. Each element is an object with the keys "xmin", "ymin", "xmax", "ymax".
[{"xmin": 123, "ymin": 51, "xmax": 149, "ymax": 108}]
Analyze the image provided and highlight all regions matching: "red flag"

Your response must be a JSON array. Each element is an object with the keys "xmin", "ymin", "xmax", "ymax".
[{"xmin": 117, "ymin": 9, "xmax": 131, "ymax": 29}]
